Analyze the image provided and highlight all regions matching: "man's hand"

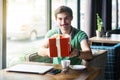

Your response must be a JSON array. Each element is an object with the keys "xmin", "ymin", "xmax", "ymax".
[
  {"xmin": 50, "ymin": 34, "xmax": 70, "ymax": 38},
  {"xmin": 69, "ymin": 46, "xmax": 93, "ymax": 60},
  {"xmin": 50, "ymin": 34, "xmax": 62, "ymax": 38},
  {"xmin": 69, "ymin": 47, "xmax": 79, "ymax": 58}
]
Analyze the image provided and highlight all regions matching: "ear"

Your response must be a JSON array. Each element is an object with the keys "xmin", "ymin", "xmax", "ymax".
[{"xmin": 71, "ymin": 16, "xmax": 73, "ymax": 20}]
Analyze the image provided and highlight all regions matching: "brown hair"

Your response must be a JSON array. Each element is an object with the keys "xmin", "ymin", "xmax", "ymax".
[{"xmin": 54, "ymin": 6, "xmax": 73, "ymax": 18}]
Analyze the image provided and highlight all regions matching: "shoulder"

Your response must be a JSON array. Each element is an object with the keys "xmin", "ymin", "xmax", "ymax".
[
  {"xmin": 71, "ymin": 27, "xmax": 88, "ymax": 43},
  {"xmin": 45, "ymin": 28, "xmax": 59, "ymax": 38},
  {"xmin": 73, "ymin": 27, "xmax": 87, "ymax": 37}
]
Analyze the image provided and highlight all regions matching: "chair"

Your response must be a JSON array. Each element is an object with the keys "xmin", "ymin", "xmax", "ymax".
[
  {"xmin": 25, "ymin": 52, "xmax": 53, "ymax": 63},
  {"xmin": 91, "ymin": 43, "xmax": 120, "ymax": 80}
]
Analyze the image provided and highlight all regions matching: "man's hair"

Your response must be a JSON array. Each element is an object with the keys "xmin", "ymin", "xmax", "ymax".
[{"xmin": 54, "ymin": 5, "xmax": 73, "ymax": 18}]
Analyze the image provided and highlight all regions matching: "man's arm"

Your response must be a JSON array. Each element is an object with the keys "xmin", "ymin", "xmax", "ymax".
[
  {"xmin": 37, "ymin": 39, "xmax": 49, "ymax": 56},
  {"xmin": 37, "ymin": 34, "xmax": 61, "ymax": 57},
  {"xmin": 79, "ymin": 39, "xmax": 93, "ymax": 60},
  {"xmin": 70, "ymin": 39, "xmax": 93, "ymax": 60}
]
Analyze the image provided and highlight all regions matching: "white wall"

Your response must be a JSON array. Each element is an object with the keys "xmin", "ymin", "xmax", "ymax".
[{"xmin": 0, "ymin": 0, "xmax": 2, "ymax": 69}]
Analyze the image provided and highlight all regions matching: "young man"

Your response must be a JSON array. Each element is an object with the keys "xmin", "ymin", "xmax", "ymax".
[{"xmin": 38, "ymin": 6, "xmax": 93, "ymax": 65}]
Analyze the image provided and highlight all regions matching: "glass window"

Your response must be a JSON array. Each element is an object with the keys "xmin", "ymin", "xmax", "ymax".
[
  {"xmin": 118, "ymin": 0, "xmax": 120, "ymax": 29},
  {"xmin": 51, "ymin": 0, "xmax": 77, "ymax": 29},
  {"xmin": 112, "ymin": 0, "xmax": 117, "ymax": 29},
  {"xmin": 6, "ymin": 0, "xmax": 47, "ymax": 67},
  {"xmin": 112, "ymin": 0, "xmax": 120, "ymax": 29},
  {"xmin": 80, "ymin": 0, "xmax": 86, "ymax": 30}
]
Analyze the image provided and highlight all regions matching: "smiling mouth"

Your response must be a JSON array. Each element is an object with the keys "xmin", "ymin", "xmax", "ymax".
[{"xmin": 61, "ymin": 24, "xmax": 68, "ymax": 26}]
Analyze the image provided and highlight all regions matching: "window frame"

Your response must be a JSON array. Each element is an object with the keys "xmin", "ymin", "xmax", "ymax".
[
  {"xmin": 0, "ymin": 0, "xmax": 3, "ymax": 69},
  {"xmin": 1, "ymin": 0, "xmax": 7, "ymax": 69}
]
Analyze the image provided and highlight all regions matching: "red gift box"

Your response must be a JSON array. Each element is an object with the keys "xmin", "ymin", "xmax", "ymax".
[{"xmin": 49, "ymin": 35, "xmax": 71, "ymax": 57}]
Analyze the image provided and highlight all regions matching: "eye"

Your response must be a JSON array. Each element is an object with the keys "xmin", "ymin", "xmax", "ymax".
[
  {"xmin": 63, "ymin": 16, "xmax": 70, "ymax": 20},
  {"xmin": 59, "ymin": 18, "xmax": 62, "ymax": 20}
]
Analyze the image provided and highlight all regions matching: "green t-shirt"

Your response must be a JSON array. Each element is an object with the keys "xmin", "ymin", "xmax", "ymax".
[{"xmin": 45, "ymin": 27, "xmax": 88, "ymax": 65}]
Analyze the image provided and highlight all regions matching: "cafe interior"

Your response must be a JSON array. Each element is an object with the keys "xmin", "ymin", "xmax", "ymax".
[{"xmin": 0, "ymin": 0, "xmax": 120, "ymax": 80}]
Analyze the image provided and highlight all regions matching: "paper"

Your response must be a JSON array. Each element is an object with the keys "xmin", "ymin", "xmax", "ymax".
[{"xmin": 49, "ymin": 34, "xmax": 70, "ymax": 57}]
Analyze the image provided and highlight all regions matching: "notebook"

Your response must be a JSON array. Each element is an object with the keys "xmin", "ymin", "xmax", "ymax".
[{"xmin": 6, "ymin": 64, "xmax": 54, "ymax": 74}]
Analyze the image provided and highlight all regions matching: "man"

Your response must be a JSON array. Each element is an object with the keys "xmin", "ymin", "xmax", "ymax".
[{"xmin": 38, "ymin": 5, "xmax": 93, "ymax": 65}]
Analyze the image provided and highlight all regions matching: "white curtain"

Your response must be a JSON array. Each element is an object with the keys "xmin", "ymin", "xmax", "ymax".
[{"xmin": 81, "ymin": 0, "xmax": 92, "ymax": 38}]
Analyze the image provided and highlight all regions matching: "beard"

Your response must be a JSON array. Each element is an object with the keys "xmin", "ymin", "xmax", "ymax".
[
  {"xmin": 59, "ymin": 24, "xmax": 71, "ymax": 31},
  {"xmin": 60, "ymin": 23, "xmax": 69, "ymax": 28}
]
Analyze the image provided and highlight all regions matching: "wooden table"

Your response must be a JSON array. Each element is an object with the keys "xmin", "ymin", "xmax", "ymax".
[
  {"xmin": 89, "ymin": 36, "xmax": 120, "ymax": 44},
  {"xmin": 0, "ymin": 62, "xmax": 100, "ymax": 80},
  {"xmin": 82, "ymin": 49, "xmax": 107, "ymax": 66}
]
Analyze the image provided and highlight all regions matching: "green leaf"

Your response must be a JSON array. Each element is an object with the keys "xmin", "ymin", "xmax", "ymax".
[{"xmin": 96, "ymin": 13, "xmax": 103, "ymax": 31}]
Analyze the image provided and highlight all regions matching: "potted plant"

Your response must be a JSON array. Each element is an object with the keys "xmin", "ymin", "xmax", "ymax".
[{"xmin": 96, "ymin": 13, "xmax": 103, "ymax": 37}]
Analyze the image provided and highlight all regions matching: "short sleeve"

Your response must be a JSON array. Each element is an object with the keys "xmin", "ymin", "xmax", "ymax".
[
  {"xmin": 78, "ymin": 31, "xmax": 88, "ymax": 42},
  {"xmin": 45, "ymin": 29, "xmax": 58, "ymax": 38}
]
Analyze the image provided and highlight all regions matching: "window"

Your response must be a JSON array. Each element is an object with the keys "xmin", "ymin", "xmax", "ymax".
[
  {"xmin": 6, "ymin": 0, "xmax": 47, "ymax": 67},
  {"xmin": 3, "ymin": 0, "xmax": 85, "ymax": 68},
  {"xmin": 112, "ymin": 0, "xmax": 120, "ymax": 29},
  {"xmin": 80, "ymin": 0, "xmax": 86, "ymax": 29},
  {"xmin": 118, "ymin": 0, "xmax": 120, "ymax": 29},
  {"xmin": 112, "ymin": 0, "xmax": 117, "ymax": 29}
]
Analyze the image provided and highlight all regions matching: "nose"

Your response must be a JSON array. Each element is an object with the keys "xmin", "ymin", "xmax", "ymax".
[{"xmin": 61, "ymin": 19, "xmax": 65, "ymax": 24}]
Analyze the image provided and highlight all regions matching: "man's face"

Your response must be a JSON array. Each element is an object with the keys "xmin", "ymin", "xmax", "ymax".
[{"xmin": 56, "ymin": 12, "xmax": 73, "ymax": 30}]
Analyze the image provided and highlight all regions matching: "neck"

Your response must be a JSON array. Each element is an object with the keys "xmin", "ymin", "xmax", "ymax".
[{"xmin": 60, "ymin": 27, "xmax": 72, "ymax": 35}]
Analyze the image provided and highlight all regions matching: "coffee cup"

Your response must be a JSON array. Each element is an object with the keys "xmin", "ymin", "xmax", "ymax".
[{"xmin": 61, "ymin": 60, "xmax": 70, "ymax": 71}]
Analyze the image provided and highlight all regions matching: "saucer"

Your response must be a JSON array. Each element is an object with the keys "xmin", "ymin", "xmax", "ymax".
[{"xmin": 69, "ymin": 65, "xmax": 86, "ymax": 70}]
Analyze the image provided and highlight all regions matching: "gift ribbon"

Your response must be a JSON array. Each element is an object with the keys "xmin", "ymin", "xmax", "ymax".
[{"xmin": 56, "ymin": 37, "xmax": 61, "ymax": 57}]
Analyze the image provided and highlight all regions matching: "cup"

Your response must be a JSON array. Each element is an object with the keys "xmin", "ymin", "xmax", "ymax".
[{"xmin": 61, "ymin": 60, "xmax": 70, "ymax": 71}]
